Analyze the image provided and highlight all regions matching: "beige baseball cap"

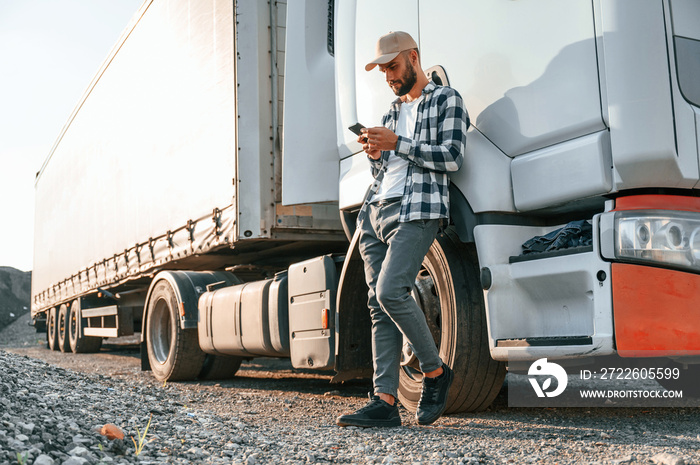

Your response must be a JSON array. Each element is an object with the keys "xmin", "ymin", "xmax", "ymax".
[{"xmin": 365, "ymin": 31, "xmax": 418, "ymax": 71}]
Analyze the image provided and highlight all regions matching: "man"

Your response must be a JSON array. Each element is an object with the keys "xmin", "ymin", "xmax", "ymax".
[{"xmin": 336, "ymin": 31, "xmax": 469, "ymax": 427}]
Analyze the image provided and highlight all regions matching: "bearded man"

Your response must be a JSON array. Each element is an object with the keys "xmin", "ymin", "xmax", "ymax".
[{"xmin": 336, "ymin": 31, "xmax": 469, "ymax": 427}]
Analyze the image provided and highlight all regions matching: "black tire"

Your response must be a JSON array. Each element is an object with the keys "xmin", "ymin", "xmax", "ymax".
[
  {"xmin": 198, "ymin": 354, "xmax": 244, "ymax": 380},
  {"xmin": 47, "ymin": 307, "xmax": 59, "ymax": 351},
  {"xmin": 69, "ymin": 301, "xmax": 103, "ymax": 354},
  {"xmin": 656, "ymin": 361, "xmax": 700, "ymax": 397},
  {"xmin": 398, "ymin": 229, "xmax": 506, "ymax": 413},
  {"xmin": 57, "ymin": 304, "xmax": 71, "ymax": 353},
  {"xmin": 146, "ymin": 280, "xmax": 206, "ymax": 381}
]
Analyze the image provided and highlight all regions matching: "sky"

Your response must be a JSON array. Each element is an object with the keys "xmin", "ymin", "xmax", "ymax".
[{"xmin": 0, "ymin": 0, "xmax": 143, "ymax": 272}]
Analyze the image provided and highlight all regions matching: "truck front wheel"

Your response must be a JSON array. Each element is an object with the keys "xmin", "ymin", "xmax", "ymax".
[
  {"xmin": 146, "ymin": 280, "xmax": 205, "ymax": 381},
  {"xmin": 398, "ymin": 229, "xmax": 506, "ymax": 413}
]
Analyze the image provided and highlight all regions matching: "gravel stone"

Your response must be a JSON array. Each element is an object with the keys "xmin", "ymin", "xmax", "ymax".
[
  {"xmin": 2, "ymin": 312, "xmax": 700, "ymax": 464},
  {"xmin": 652, "ymin": 452, "xmax": 686, "ymax": 465},
  {"xmin": 33, "ymin": 455, "xmax": 55, "ymax": 465},
  {"xmin": 67, "ymin": 446, "xmax": 89, "ymax": 458},
  {"xmin": 62, "ymin": 458, "xmax": 88, "ymax": 465}
]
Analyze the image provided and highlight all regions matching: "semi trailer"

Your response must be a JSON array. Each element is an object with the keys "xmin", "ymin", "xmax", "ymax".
[{"xmin": 32, "ymin": 0, "xmax": 700, "ymax": 413}]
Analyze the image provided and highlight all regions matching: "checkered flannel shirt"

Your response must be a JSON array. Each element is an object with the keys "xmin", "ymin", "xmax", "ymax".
[{"xmin": 358, "ymin": 82, "xmax": 469, "ymax": 224}]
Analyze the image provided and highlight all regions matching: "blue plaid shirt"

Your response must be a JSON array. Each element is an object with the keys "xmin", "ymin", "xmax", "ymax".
[{"xmin": 358, "ymin": 82, "xmax": 469, "ymax": 223}]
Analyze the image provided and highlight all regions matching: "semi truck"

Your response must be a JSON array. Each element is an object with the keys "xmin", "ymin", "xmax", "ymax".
[{"xmin": 32, "ymin": 0, "xmax": 700, "ymax": 413}]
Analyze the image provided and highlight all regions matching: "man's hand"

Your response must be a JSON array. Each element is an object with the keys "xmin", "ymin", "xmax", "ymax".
[
  {"xmin": 358, "ymin": 130, "xmax": 380, "ymax": 160},
  {"xmin": 359, "ymin": 127, "xmax": 398, "ymax": 160},
  {"xmin": 367, "ymin": 127, "xmax": 399, "ymax": 152}
]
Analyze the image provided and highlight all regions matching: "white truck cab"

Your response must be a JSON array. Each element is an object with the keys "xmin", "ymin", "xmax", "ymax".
[{"xmin": 335, "ymin": 0, "xmax": 700, "ymax": 370}]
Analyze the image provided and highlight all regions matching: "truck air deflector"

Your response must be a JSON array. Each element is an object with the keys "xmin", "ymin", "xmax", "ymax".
[{"xmin": 281, "ymin": 0, "xmax": 339, "ymax": 205}]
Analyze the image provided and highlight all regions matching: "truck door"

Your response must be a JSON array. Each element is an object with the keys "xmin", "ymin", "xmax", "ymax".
[
  {"xmin": 419, "ymin": 0, "xmax": 610, "ymax": 212},
  {"xmin": 419, "ymin": 0, "xmax": 603, "ymax": 157},
  {"xmin": 335, "ymin": 0, "xmax": 419, "ymax": 210}
]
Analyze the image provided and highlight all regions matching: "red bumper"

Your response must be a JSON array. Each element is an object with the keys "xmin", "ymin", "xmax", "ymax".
[{"xmin": 613, "ymin": 262, "xmax": 700, "ymax": 356}]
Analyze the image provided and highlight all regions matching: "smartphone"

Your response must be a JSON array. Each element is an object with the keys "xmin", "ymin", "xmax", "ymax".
[{"xmin": 348, "ymin": 123, "xmax": 366, "ymax": 136}]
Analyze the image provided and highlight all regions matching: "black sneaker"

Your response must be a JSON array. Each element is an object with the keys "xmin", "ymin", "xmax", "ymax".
[
  {"xmin": 416, "ymin": 363, "xmax": 454, "ymax": 425},
  {"xmin": 336, "ymin": 395, "xmax": 401, "ymax": 427}
]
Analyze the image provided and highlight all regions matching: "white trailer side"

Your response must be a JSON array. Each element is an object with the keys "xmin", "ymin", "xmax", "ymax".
[{"xmin": 32, "ymin": 0, "xmax": 344, "ymax": 318}]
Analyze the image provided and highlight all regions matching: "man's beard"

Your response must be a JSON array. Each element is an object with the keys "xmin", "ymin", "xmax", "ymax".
[{"xmin": 391, "ymin": 62, "xmax": 418, "ymax": 96}]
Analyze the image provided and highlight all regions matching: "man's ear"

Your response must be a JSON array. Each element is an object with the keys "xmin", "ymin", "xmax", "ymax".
[{"xmin": 410, "ymin": 50, "xmax": 418, "ymax": 65}]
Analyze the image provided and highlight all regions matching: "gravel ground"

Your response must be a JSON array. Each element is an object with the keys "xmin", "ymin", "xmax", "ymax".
[{"xmin": 1, "ymin": 314, "xmax": 700, "ymax": 464}]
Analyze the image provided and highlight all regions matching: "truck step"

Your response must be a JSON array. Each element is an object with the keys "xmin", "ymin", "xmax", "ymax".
[
  {"xmin": 496, "ymin": 336, "xmax": 593, "ymax": 347},
  {"xmin": 509, "ymin": 246, "xmax": 593, "ymax": 264}
]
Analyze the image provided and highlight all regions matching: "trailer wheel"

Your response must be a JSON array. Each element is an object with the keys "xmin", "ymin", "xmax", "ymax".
[
  {"xmin": 47, "ymin": 307, "xmax": 59, "ymax": 351},
  {"xmin": 57, "ymin": 304, "xmax": 71, "ymax": 353},
  {"xmin": 198, "ymin": 354, "xmax": 244, "ymax": 380},
  {"xmin": 69, "ymin": 301, "xmax": 102, "ymax": 353},
  {"xmin": 397, "ymin": 229, "xmax": 506, "ymax": 413},
  {"xmin": 146, "ymin": 280, "xmax": 205, "ymax": 381}
]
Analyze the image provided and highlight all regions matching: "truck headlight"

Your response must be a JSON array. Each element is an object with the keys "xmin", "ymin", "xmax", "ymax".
[{"xmin": 614, "ymin": 211, "xmax": 700, "ymax": 272}]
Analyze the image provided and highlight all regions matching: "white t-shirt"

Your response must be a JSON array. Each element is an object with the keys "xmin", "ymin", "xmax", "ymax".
[{"xmin": 371, "ymin": 95, "xmax": 424, "ymax": 202}]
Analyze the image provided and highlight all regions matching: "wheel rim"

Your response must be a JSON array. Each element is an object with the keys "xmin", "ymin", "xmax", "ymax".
[
  {"xmin": 58, "ymin": 309, "xmax": 67, "ymax": 340},
  {"xmin": 150, "ymin": 297, "xmax": 172, "ymax": 365},
  {"xmin": 48, "ymin": 311, "xmax": 56, "ymax": 340},
  {"xmin": 397, "ymin": 234, "xmax": 507, "ymax": 413},
  {"xmin": 400, "ymin": 266, "xmax": 442, "ymax": 383},
  {"xmin": 70, "ymin": 307, "xmax": 78, "ymax": 342}
]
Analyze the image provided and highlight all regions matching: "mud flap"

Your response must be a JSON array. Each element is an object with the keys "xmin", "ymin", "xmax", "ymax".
[
  {"xmin": 288, "ymin": 255, "xmax": 340, "ymax": 369},
  {"xmin": 140, "ymin": 340, "xmax": 150, "ymax": 371},
  {"xmin": 333, "ymin": 229, "xmax": 373, "ymax": 382}
]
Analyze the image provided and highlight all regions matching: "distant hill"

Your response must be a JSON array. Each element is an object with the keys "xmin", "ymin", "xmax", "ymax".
[{"xmin": 0, "ymin": 267, "xmax": 32, "ymax": 332}]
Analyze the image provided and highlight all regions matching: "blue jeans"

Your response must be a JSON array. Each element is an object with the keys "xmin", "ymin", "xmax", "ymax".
[{"xmin": 358, "ymin": 200, "xmax": 443, "ymax": 398}]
